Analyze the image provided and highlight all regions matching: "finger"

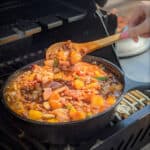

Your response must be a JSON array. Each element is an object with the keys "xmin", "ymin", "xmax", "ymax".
[
  {"xmin": 133, "ymin": 19, "xmax": 150, "ymax": 35},
  {"xmin": 140, "ymin": 33, "xmax": 150, "ymax": 38},
  {"xmin": 142, "ymin": 2, "xmax": 150, "ymax": 17},
  {"xmin": 128, "ymin": 18, "xmax": 150, "ymax": 39},
  {"xmin": 128, "ymin": 5, "xmax": 145, "ymax": 27},
  {"xmin": 128, "ymin": 12, "xmax": 145, "ymax": 27},
  {"xmin": 133, "ymin": 37, "xmax": 139, "ymax": 43},
  {"xmin": 110, "ymin": 8, "xmax": 119, "ymax": 15}
]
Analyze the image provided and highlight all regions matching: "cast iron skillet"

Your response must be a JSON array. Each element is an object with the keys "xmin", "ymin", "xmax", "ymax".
[{"xmin": 1, "ymin": 55, "xmax": 148, "ymax": 144}]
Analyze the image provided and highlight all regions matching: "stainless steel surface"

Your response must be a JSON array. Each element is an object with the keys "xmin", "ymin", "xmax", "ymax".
[
  {"xmin": 0, "ymin": 26, "xmax": 42, "ymax": 46},
  {"xmin": 47, "ymin": 21, "xmax": 63, "ymax": 29},
  {"xmin": 24, "ymin": 26, "xmax": 42, "ymax": 37},
  {"xmin": 67, "ymin": 13, "xmax": 86, "ymax": 23},
  {"xmin": 118, "ymin": 49, "xmax": 150, "ymax": 83},
  {"xmin": 0, "ymin": 33, "xmax": 19, "ymax": 45}
]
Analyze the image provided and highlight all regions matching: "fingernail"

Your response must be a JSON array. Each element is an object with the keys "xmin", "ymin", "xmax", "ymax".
[
  {"xmin": 120, "ymin": 31, "xmax": 129, "ymax": 39},
  {"xmin": 133, "ymin": 37, "xmax": 138, "ymax": 42}
]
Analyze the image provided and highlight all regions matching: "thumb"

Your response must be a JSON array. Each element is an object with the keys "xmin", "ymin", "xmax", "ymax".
[{"xmin": 128, "ymin": 18, "xmax": 150, "ymax": 39}]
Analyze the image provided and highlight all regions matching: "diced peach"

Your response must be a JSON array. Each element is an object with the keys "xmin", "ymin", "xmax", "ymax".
[
  {"xmin": 44, "ymin": 60, "xmax": 54, "ymax": 67},
  {"xmin": 49, "ymin": 100, "xmax": 62, "ymax": 110},
  {"xmin": 26, "ymin": 73, "xmax": 35, "ymax": 81},
  {"xmin": 95, "ymin": 71, "xmax": 101, "ymax": 77},
  {"xmin": 99, "ymin": 106, "xmax": 105, "ymax": 112},
  {"xmin": 57, "ymin": 50, "xmax": 68, "ymax": 61},
  {"xmin": 94, "ymin": 70, "xmax": 107, "ymax": 77},
  {"xmin": 106, "ymin": 95, "xmax": 116, "ymax": 105},
  {"xmin": 48, "ymin": 92, "xmax": 62, "ymax": 109},
  {"xmin": 74, "ymin": 79, "xmax": 84, "ymax": 89},
  {"xmin": 28, "ymin": 110, "xmax": 42, "ymax": 120},
  {"xmin": 69, "ymin": 107, "xmax": 77, "ymax": 119},
  {"xmin": 86, "ymin": 82, "xmax": 99, "ymax": 89},
  {"xmin": 54, "ymin": 72, "xmax": 64, "ymax": 80},
  {"xmin": 70, "ymin": 50, "xmax": 82, "ymax": 64},
  {"xmin": 69, "ymin": 108, "xmax": 86, "ymax": 121},
  {"xmin": 66, "ymin": 103, "xmax": 74, "ymax": 110},
  {"xmin": 49, "ymin": 92, "xmax": 60, "ymax": 101},
  {"xmin": 91, "ymin": 95, "xmax": 105, "ymax": 107},
  {"xmin": 76, "ymin": 111, "xmax": 86, "ymax": 120},
  {"xmin": 86, "ymin": 112, "xmax": 92, "ymax": 118}
]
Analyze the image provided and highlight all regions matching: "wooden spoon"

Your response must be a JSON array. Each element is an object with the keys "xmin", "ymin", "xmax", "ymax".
[{"xmin": 46, "ymin": 31, "xmax": 129, "ymax": 60}]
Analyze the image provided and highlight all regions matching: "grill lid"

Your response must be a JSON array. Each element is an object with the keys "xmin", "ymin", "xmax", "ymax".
[{"xmin": 1, "ymin": 0, "xmax": 107, "ymax": 45}]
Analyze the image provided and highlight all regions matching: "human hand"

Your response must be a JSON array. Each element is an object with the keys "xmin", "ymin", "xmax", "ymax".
[{"xmin": 128, "ymin": 2, "xmax": 150, "ymax": 41}]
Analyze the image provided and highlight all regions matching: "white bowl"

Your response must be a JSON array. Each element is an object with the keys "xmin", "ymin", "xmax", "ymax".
[{"xmin": 116, "ymin": 36, "xmax": 150, "ymax": 57}]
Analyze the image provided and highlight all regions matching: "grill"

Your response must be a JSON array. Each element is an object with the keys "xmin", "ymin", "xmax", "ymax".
[{"xmin": 0, "ymin": 0, "xmax": 150, "ymax": 150}]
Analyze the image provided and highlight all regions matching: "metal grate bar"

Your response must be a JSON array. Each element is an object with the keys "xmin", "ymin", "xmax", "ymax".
[
  {"xmin": 114, "ymin": 90, "xmax": 150, "ymax": 122},
  {"xmin": 0, "ymin": 50, "xmax": 43, "ymax": 77}
]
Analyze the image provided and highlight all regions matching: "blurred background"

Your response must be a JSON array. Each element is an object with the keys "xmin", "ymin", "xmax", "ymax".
[{"xmin": 99, "ymin": 0, "xmax": 150, "ymax": 83}]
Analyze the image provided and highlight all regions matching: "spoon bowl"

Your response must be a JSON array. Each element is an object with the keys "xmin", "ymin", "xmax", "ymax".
[{"xmin": 46, "ymin": 32, "xmax": 128, "ymax": 63}]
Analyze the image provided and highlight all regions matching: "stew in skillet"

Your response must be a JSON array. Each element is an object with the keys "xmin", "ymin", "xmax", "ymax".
[{"xmin": 4, "ymin": 41, "xmax": 123, "ymax": 123}]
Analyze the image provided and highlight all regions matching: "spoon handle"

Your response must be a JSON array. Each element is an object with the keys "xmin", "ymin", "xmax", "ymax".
[{"xmin": 81, "ymin": 31, "xmax": 129, "ymax": 54}]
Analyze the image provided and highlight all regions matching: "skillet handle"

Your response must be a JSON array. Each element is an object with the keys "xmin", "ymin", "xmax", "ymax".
[{"xmin": 124, "ymin": 76, "xmax": 150, "ymax": 93}]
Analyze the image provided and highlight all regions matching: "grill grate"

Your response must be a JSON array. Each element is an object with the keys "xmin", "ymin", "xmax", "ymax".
[{"xmin": 0, "ymin": 50, "xmax": 43, "ymax": 80}]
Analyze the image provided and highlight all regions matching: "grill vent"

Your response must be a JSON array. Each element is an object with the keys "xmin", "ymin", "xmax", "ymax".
[
  {"xmin": 130, "ymin": 129, "xmax": 143, "ymax": 148},
  {"xmin": 122, "ymin": 134, "xmax": 134, "ymax": 150},
  {"xmin": 117, "ymin": 140, "xmax": 124, "ymax": 150},
  {"xmin": 140, "ymin": 125, "xmax": 150, "ymax": 142}
]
